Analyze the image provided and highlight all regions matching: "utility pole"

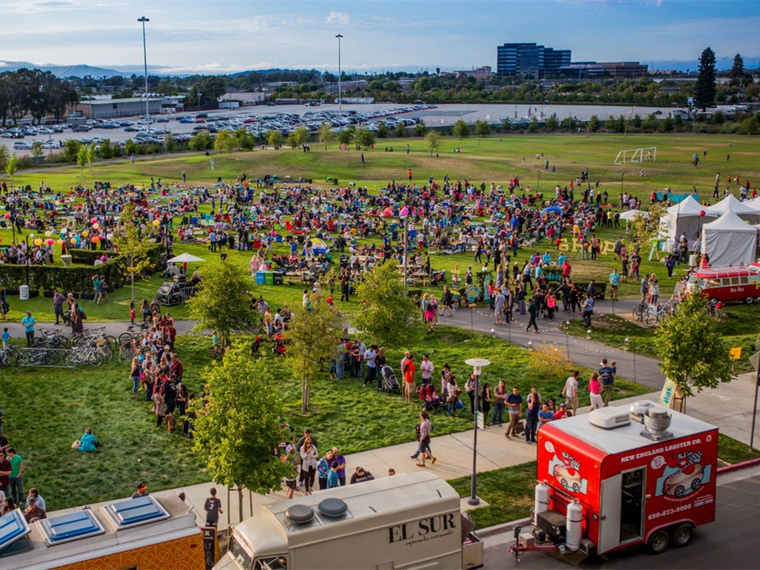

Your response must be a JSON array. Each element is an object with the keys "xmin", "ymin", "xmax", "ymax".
[
  {"xmin": 138, "ymin": 16, "xmax": 150, "ymax": 134},
  {"xmin": 336, "ymin": 34, "xmax": 343, "ymax": 111}
]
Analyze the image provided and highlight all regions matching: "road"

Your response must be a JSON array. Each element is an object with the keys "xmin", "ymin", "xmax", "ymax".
[{"xmin": 481, "ymin": 467, "xmax": 760, "ymax": 569}]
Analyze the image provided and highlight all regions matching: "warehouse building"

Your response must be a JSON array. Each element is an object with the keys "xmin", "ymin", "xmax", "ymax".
[{"xmin": 75, "ymin": 98, "xmax": 163, "ymax": 119}]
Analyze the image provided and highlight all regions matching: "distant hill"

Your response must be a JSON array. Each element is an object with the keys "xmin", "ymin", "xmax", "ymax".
[{"xmin": 0, "ymin": 60, "xmax": 129, "ymax": 78}]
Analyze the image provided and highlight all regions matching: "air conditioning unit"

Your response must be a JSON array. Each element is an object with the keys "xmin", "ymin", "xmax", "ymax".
[{"xmin": 588, "ymin": 406, "xmax": 631, "ymax": 430}]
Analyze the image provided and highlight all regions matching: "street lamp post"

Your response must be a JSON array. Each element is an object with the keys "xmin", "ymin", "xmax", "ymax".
[
  {"xmin": 625, "ymin": 337, "xmax": 637, "ymax": 383},
  {"xmin": 465, "ymin": 358, "xmax": 491, "ymax": 506},
  {"xmin": 564, "ymin": 320, "xmax": 571, "ymax": 358},
  {"xmin": 335, "ymin": 34, "xmax": 343, "ymax": 111},
  {"xmin": 138, "ymin": 16, "xmax": 150, "ymax": 135}
]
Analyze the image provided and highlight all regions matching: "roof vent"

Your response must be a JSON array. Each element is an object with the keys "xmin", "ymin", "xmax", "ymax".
[
  {"xmin": 629, "ymin": 401, "xmax": 655, "ymax": 423},
  {"xmin": 101, "ymin": 496, "xmax": 169, "ymax": 530},
  {"xmin": 640, "ymin": 407, "xmax": 673, "ymax": 442},
  {"xmin": 588, "ymin": 407, "xmax": 631, "ymax": 429},
  {"xmin": 285, "ymin": 504, "xmax": 315, "ymax": 525},
  {"xmin": 317, "ymin": 498, "xmax": 348, "ymax": 519}
]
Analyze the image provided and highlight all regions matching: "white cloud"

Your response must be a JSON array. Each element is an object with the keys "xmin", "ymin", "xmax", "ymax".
[{"xmin": 326, "ymin": 11, "xmax": 350, "ymax": 25}]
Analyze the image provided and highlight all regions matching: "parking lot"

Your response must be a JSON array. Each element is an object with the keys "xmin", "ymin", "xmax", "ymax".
[{"xmin": 0, "ymin": 101, "xmax": 669, "ymax": 156}]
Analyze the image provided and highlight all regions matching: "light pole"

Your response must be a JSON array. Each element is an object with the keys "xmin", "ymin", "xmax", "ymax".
[
  {"xmin": 564, "ymin": 320, "xmax": 570, "ymax": 358},
  {"xmin": 625, "ymin": 337, "xmax": 637, "ymax": 383},
  {"xmin": 335, "ymin": 34, "xmax": 343, "ymax": 111},
  {"xmin": 138, "ymin": 16, "xmax": 150, "ymax": 135},
  {"xmin": 465, "ymin": 358, "xmax": 490, "ymax": 506}
]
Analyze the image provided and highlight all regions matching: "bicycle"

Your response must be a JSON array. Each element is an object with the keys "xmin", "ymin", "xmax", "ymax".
[
  {"xmin": 642, "ymin": 302, "xmax": 674, "ymax": 328},
  {"xmin": 0, "ymin": 346, "xmax": 19, "ymax": 367},
  {"xmin": 32, "ymin": 329, "xmax": 72, "ymax": 350},
  {"xmin": 66, "ymin": 343, "xmax": 106, "ymax": 367}
]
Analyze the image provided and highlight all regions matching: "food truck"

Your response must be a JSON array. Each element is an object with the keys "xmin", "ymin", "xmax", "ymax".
[
  {"xmin": 0, "ymin": 494, "xmax": 204, "ymax": 569},
  {"xmin": 685, "ymin": 266, "xmax": 760, "ymax": 304},
  {"xmin": 214, "ymin": 471, "xmax": 483, "ymax": 570},
  {"xmin": 511, "ymin": 401, "xmax": 718, "ymax": 561}
]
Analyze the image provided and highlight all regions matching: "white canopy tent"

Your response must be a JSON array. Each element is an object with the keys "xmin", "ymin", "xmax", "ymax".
[
  {"xmin": 659, "ymin": 195, "xmax": 717, "ymax": 249},
  {"xmin": 706, "ymin": 194, "xmax": 760, "ymax": 223},
  {"xmin": 619, "ymin": 209, "xmax": 645, "ymax": 221},
  {"xmin": 742, "ymin": 196, "xmax": 760, "ymax": 211},
  {"xmin": 701, "ymin": 210, "xmax": 758, "ymax": 267}
]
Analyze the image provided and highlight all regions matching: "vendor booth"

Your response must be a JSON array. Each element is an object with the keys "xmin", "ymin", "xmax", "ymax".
[
  {"xmin": 660, "ymin": 195, "xmax": 717, "ymax": 250},
  {"xmin": 701, "ymin": 210, "xmax": 758, "ymax": 267},
  {"xmin": 706, "ymin": 194, "xmax": 760, "ymax": 223}
]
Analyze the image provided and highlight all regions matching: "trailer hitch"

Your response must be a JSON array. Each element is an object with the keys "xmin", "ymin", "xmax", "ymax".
[{"xmin": 508, "ymin": 525, "xmax": 561, "ymax": 564}]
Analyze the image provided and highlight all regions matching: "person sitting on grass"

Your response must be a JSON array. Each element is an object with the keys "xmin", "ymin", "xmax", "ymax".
[{"xmin": 79, "ymin": 428, "xmax": 99, "ymax": 452}]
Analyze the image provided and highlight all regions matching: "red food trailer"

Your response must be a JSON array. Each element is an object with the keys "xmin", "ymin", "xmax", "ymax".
[{"xmin": 514, "ymin": 401, "xmax": 718, "ymax": 561}]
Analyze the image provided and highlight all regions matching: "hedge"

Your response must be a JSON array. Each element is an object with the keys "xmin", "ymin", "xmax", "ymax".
[
  {"xmin": 68, "ymin": 244, "xmax": 164, "ymax": 271},
  {"xmin": 0, "ymin": 244, "xmax": 164, "ymax": 294}
]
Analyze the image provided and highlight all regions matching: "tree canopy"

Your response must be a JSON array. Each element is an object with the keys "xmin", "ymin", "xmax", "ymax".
[{"xmin": 695, "ymin": 47, "xmax": 717, "ymax": 111}]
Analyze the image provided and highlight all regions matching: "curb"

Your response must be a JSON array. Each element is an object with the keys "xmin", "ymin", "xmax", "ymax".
[
  {"xmin": 717, "ymin": 456, "xmax": 760, "ymax": 475},
  {"xmin": 477, "ymin": 517, "xmax": 532, "ymax": 538}
]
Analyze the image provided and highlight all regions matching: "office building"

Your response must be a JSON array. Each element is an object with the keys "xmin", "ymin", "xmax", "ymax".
[{"xmin": 497, "ymin": 43, "xmax": 571, "ymax": 77}]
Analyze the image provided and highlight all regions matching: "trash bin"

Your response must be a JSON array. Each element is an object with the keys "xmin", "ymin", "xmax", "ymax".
[
  {"xmin": 264, "ymin": 272, "xmax": 274, "ymax": 286},
  {"xmin": 256, "ymin": 271, "xmax": 266, "ymax": 285},
  {"xmin": 60, "ymin": 254, "xmax": 72, "ymax": 267},
  {"xmin": 20, "ymin": 285, "xmax": 29, "ymax": 301},
  {"xmin": 273, "ymin": 272, "xmax": 284, "ymax": 286},
  {"xmin": 688, "ymin": 254, "xmax": 697, "ymax": 267}
]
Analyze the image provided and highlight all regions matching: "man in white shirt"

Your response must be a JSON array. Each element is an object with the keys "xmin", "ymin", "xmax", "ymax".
[
  {"xmin": 562, "ymin": 371, "xmax": 580, "ymax": 416},
  {"xmin": 362, "ymin": 345, "xmax": 377, "ymax": 388},
  {"xmin": 419, "ymin": 354, "xmax": 434, "ymax": 386}
]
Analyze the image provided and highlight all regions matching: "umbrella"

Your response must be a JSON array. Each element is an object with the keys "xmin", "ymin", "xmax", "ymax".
[
  {"xmin": 168, "ymin": 253, "xmax": 206, "ymax": 263},
  {"xmin": 541, "ymin": 206, "xmax": 562, "ymax": 216}
]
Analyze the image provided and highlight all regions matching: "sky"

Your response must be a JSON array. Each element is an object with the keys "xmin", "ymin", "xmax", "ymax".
[{"xmin": 0, "ymin": 0, "xmax": 758, "ymax": 74}]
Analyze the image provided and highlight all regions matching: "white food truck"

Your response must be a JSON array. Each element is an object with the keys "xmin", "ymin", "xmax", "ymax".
[{"xmin": 214, "ymin": 471, "xmax": 483, "ymax": 570}]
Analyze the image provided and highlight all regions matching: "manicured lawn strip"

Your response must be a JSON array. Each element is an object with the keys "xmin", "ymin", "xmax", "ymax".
[
  {"xmin": 448, "ymin": 462, "xmax": 537, "ymax": 529},
  {"xmin": 717, "ymin": 433, "xmax": 760, "ymax": 465}
]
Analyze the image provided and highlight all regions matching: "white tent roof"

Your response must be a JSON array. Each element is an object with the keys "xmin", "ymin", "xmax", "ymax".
[
  {"xmin": 744, "ymin": 197, "xmax": 760, "ymax": 211},
  {"xmin": 707, "ymin": 194, "xmax": 760, "ymax": 216},
  {"xmin": 665, "ymin": 195, "xmax": 711, "ymax": 217},
  {"xmin": 619, "ymin": 209, "xmax": 645, "ymax": 221},
  {"xmin": 702, "ymin": 210, "xmax": 757, "ymax": 233},
  {"xmin": 167, "ymin": 253, "xmax": 206, "ymax": 263}
]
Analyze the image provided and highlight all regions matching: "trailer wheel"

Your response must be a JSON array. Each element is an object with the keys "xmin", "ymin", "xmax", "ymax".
[
  {"xmin": 672, "ymin": 523, "xmax": 693, "ymax": 548},
  {"xmin": 648, "ymin": 530, "xmax": 670, "ymax": 554}
]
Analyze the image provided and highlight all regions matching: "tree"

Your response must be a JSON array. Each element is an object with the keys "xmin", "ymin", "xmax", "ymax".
[
  {"xmin": 654, "ymin": 293, "xmax": 732, "ymax": 412},
  {"xmin": 629, "ymin": 202, "xmax": 666, "ymax": 253},
  {"xmin": 266, "ymin": 129, "xmax": 283, "ymax": 149},
  {"xmin": 164, "ymin": 132, "xmax": 177, "ymax": 153},
  {"xmin": 30, "ymin": 141, "xmax": 44, "ymax": 160},
  {"xmin": 393, "ymin": 122, "xmax": 406, "ymax": 137},
  {"xmin": 192, "ymin": 345, "xmax": 290, "ymax": 523},
  {"xmin": 425, "ymin": 131, "xmax": 441, "ymax": 156},
  {"xmin": 5, "ymin": 152, "xmax": 18, "ymax": 180},
  {"xmin": 111, "ymin": 202, "xmax": 151, "ymax": 302},
  {"xmin": 414, "ymin": 120, "xmax": 427, "ymax": 137},
  {"xmin": 76, "ymin": 144, "xmax": 88, "ymax": 177},
  {"xmin": 318, "ymin": 122, "xmax": 335, "ymax": 149},
  {"xmin": 124, "ymin": 139, "xmax": 138, "ymax": 157},
  {"xmin": 355, "ymin": 128, "xmax": 375, "ymax": 149},
  {"xmin": 729, "ymin": 54, "xmax": 745, "ymax": 87},
  {"xmin": 234, "ymin": 128, "xmax": 255, "ymax": 150},
  {"xmin": 63, "ymin": 139, "xmax": 80, "ymax": 162},
  {"xmin": 337, "ymin": 126, "xmax": 355, "ymax": 146},
  {"xmin": 214, "ymin": 129, "xmax": 236, "ymax": 157},
  {"xmin": 376, "ymin": 121, "xmax": 389, "ymax": 138},
  {"xmin": 353, "ymin": 262, "xmax": 420, "ymax": 348},
  {"xmin": 189, "ymin": 131, "xmax": 214, "ymax": 151},
  {"xmin": 474, "ymin": 119, "xmax": 491, "ymax": 137},
  {"xmin": 545, "ymin": 114, "xmax": 559, "ymax": 131},
  {"xmin": 695, "ymin": 47, "xmax": 717, "ymax": 111},
  {"xmin": 0, "ymin": 146, "xmax": 8, "ymax": 171},
  {"xmin": 187, "ymin": 259, "xmax": 260, "ymax": 351},
  {"xmin": 99, "ymin": 138, "xmax": 114, "ymax": 159},
  {"xmin": 452, "ymin": 119, "xmax": 469, "ymax": 138},
  {"xmin": 286, "ymin": 294, "xmax": 342, "ymax": 413},
  {"xmin": 86, "ymin": 143, "xmax": 96, "ymax": 170},
  {"xmin": 587, "ymin": 115, "xmax": 600, "ymax": 133},
  {"xmin": 291, "ymin": 126, "xmax": 310, "ymax": 147}
]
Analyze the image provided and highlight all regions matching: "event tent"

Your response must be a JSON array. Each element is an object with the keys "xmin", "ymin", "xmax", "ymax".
[
  {"xmin": 701, "ymin": 210, "xmax": 758, "ymax": 267},
  {"xmin": 706, "ymin": 194, "xmax": 760, "ymax": 223},
  {"xmin": 660, "ymin": 195, "xmax": 717, "ymax": 246},
  {"xmin": 619, "ymin": 209, "xmax": 645, "ymax": 221}
]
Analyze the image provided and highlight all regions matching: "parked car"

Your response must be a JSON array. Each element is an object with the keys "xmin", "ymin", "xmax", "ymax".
[{"xmin": 13, "ymin": 141, "xmax": 32, "ymax": 150}]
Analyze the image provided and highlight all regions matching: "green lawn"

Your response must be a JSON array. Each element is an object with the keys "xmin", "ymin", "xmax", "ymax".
[{"xmin": 0, "ymin": 325, "xmax": 649, "ymax": 511}]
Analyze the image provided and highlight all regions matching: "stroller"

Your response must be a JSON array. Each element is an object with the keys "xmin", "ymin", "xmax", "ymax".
[
  {"xmin": 430, "ymin": 270, "xmax": 446, "ymax": 286},
  {"xmin": 272, "ymin": 333, "xmax": 287, "ymax": 356},
  {"xmin": 419, "ymin": 384, "xmax": 444, "ymax": 413},
  {"xmin": 380, "ymin": 364, "xmax": 400, "ymax": 393}
]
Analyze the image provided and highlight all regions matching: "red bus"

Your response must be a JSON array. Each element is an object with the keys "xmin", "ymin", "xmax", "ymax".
[{"xmin": 685, "ymin": 267, "xmax": 760, "ymax": 304}]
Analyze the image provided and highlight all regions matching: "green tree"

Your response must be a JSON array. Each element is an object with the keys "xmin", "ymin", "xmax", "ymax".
[
  {"xmin": 629, "ymin": 202, "xmax": 666, "ymax": 252},
  {"xmin": 99, "ymin": 139, "xmax": 114, "ymax": 159},
  {"xmin": 192, "ymin": 345, "xmax": 289, "ymax": 523},
  {"xmin": 587, "ymin": 115, "xmax": 600, "ymax": 133},
  {"xmin": 452, "ymin": 119, "xmax": 470, "ymax": 138},
  {"xmin": 234, "ymin": 128, "xmax": 255, "ymax": 150},
  {"xmin": 5, "ymin": 152, "xmax": 18, "ymax": 180},
  {"xmin": 414, "ymin": 120, "xmax": 427, "ymax": 137},
  {"xmin": 266, "ymin": 129, "xmax": 283, "ymax": 149},
  {"xmin": 474, "ymin": 119, "xmax": 491, "ymax": 137},
  {"xmin": 545, "ymin": 114, "xmax": 559, "ymax": 131},
  {"xmin": 353, "ymin": 262, "xmax": 420, "ymax": 348},
  {"xmin": 286, "ymin": 294, "xmax": 342, "ymax": 413},
  {"xmin": 214, "ymin": 129, "xmax": 236, "ymax": 157},
  {"xmin": 189, "ymin": 131, "xmax": 214, "ymax": 151},
  {"xmin": 124, "ymin": 139, "xmax": 138, "ymax": 157},
  {"xmin": 164, "ymin": 132, "xmax": 177, "ymax": 153},
  {"xmin": 356, "ymin": 128, "xmax": 375, "ymax": 149},
  {"xmin": 30, "ymin": 142, "xmax": 44, "ymax": 160},
  {"xmin": 187, "ymin": 259, "xmax": 260, "ymax": 351},
  {"xmin": 0, "ymin": 146, "xmax": 8, "ymax": 171},
  {"xmin": 111, "ymin": 202, "xmax": 151, "ymax": 302},
  {"xmin": 63, "ymin": 139, "xmax": 81, "ymax": 162},
  {"xmin": 729, "ymin": 53, "xmax": 745, "ymax": 87},
  {"xmin": 337, "ymin": 127, "xmax": 355, "ymax": 146},
  {"xmin": 528, "ymin": 116, "xmax": 539, "ymax": 133},
  {"xmin": 86, "ymin": 144, "xmax": 96, "ymax": 170},
  {"xmin": 425, "ymin": 130, "xmax": 441, "ymax": 156},
  {"xmin": 76, "ymin": 144, "xmax": 88, "ymax": 177},
  {"xmin": 654, "ymin": 293, "xmax": 733, "ymax": 412},
  {"xmin": 695, "ymin": 47, "xmax": 717, "ymax": 111},
  {"xmin": 292, "ymin": 126, "xmax": 310, "ymax": 147},
  {"xmin": 318, "ymin": 123, "xmax": 335, "ymax": 149},
  {"xmin": 376, "ymin": 121, "xmax": 389, "ymax": 138},
  {"xmin": 394, "ymin": 122, "xmax": 406, "ymax": 137}
]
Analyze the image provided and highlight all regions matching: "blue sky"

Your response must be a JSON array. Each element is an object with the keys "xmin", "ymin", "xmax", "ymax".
[{"xmin": 1, "ymin": 0, "xmax": 758, "ymax": 74}]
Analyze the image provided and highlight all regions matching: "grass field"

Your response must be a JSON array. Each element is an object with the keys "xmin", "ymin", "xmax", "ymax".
[{"xmin": 0, "ymin": 326, "xmax": 650, "ymax": 511}]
